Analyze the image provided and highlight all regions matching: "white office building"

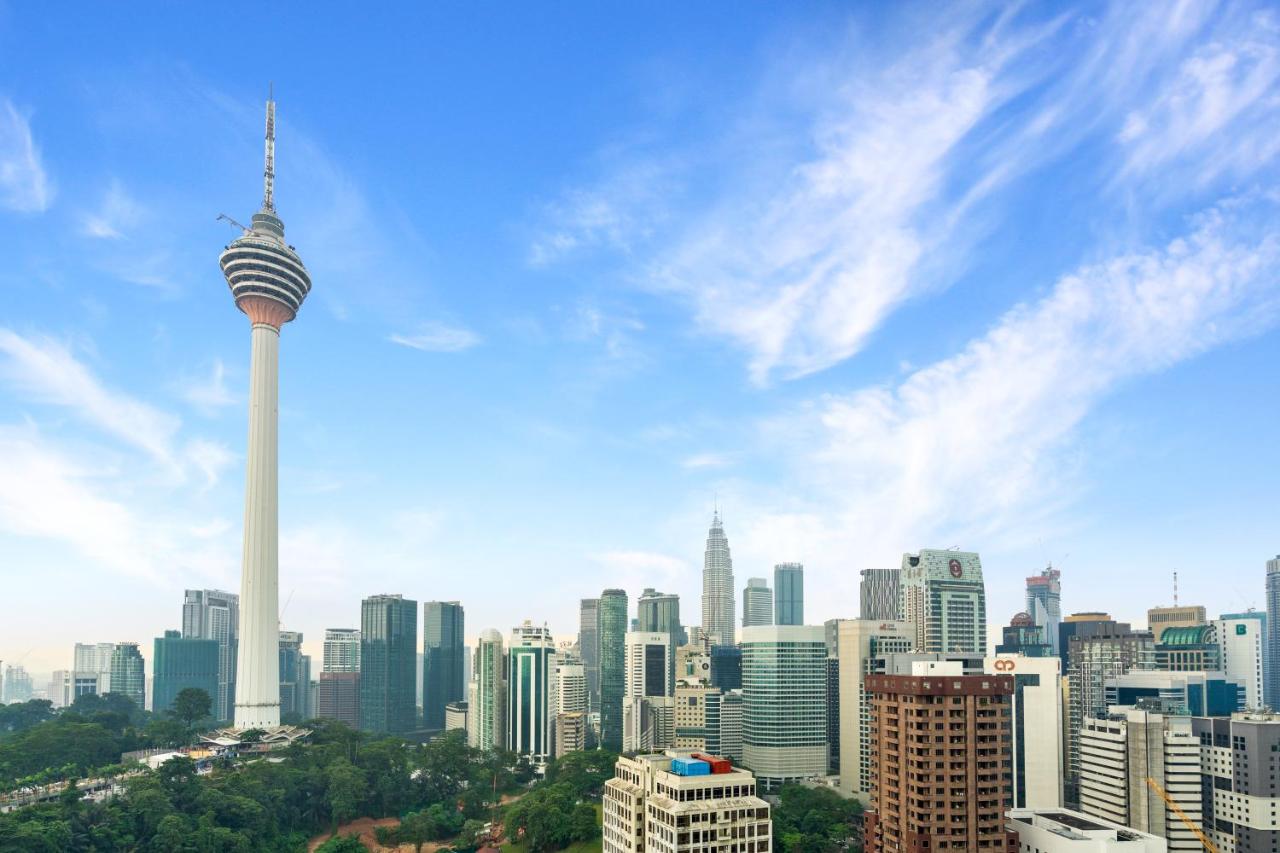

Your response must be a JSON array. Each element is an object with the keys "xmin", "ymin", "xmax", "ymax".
[
  {"xmin": 602, "ymin": 751, "xmax": 771, "ymax": 853},
  {"xmin": 1213, "ymin": 614, "xmax": 1265, "ymax": 710},
  {"xmin": 1008, "ymin": 809, "xmax": 1166, "ymax": 852},
  {"xmin": 741, "ymin": 624, "xmax": 827, "ymax": 791},
  {"xmin": 986, "ymin": 652, "xmax": 1064, "ymax": 809},
  {"xmin": 836, "ymin": 619, "xmax": 914, "ymax": 802}
]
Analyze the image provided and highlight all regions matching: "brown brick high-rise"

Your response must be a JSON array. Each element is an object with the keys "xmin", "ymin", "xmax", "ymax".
[{"xmin": 864, "ymin": 672, "xmax": 1016, "ymax": 852}]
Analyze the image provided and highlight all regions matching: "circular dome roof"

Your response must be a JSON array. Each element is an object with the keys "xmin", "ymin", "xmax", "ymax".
[
  {"xmin": 1010, "ymin": 612, "xmax": 1035, "ymax": 627},
  {"xmin": 220, "ymin": 212, "xmax": 311, "ymax": 322}
]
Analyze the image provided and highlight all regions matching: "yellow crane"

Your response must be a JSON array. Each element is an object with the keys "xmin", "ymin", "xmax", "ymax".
[{"xmin": 1145, "ymin": 776, "xmax": 1218, "ymax": 853}]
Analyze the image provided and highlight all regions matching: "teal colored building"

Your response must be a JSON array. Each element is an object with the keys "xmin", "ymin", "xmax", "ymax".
[
  {"xmin": 598, "ymin": 589, "xmax": 628, "ymax": 751},
  {"xmin": 153, "ymin": 630, "xmax": 219, "ymax": 716}
]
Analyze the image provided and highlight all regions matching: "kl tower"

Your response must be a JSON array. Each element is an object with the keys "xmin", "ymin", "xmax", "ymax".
[{"xmin": 219, "ymin": 91, "xmax": 311, "ymax": 730}]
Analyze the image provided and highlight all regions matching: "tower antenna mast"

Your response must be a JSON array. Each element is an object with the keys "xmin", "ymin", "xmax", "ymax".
[
  {"xmin": 263, "ymin": 83, "xmax": 276, "ymax": 212},
  {"xmin": 1173, "ymin": 570, "xmax": 1179, "ymax": 607}
]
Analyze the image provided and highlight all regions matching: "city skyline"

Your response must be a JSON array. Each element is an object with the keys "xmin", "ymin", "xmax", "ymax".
[{"xmin": 2, "ymin": 2, "xmax": 1280, "ymax": 673}]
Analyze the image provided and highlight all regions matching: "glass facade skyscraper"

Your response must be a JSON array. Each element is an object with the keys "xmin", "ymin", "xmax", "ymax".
[
  {"xmin": 323, "ymin": 628, "xmax": 360, "ymax": 672},
  {"xmin": 152, "ymin": 630, "xmax": 219, "ymax": 717},
  {"xmin": 109, "ymin": 642, "xmax": 145, "ymax": 711},
  {"xmin": 1267, "ymin": 556, "xmax": 1280, "ymax": 710},
  {"xmin": 598, "ymin": 588, "xmax": 628, "ymax": 752},
  {"xmin": 773, "ymin": 563, "xmax": 804, "ymax": 626},
  {"xmin": 1025, "ymin": 566, "xmax": 1062, "ymax": 656},
  {"xmin": 507, "ymin": 621, "xmax": 553, "ymax": 759},
  {"xmin": 578, "ymin": 598, "xmax": 600, "ymax": 713},
  {"xmin": 858, "ymin": 568, "xmax": 899, "ymax": 621},
  {"xmin": 422, "ymin": 601, "xmax": 465, "ymax": 732},
  {"xmin": 741, "ymin": 625, "xmax": 828, "ymax": 792},
  {"xmin": 470, "ymin": 628, "xmax": 506, "ymax": 750},
  {"xmin": 360, "ymin": 594, "xmax": 418, "ymax": 734},
  {"xmin": 899, "ymin": 549, "xmax": 987, "ymax": 654},
  {"xmin": 181, "ymin": 589, "xmax": 239, "ymax": 721},
  {"xmin": 637, "ymin": 588, "xmax": 682, "ymax": 687}
]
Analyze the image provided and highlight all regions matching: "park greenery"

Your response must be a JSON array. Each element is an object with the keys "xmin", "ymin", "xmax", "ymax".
[{"xmin": 2, "ymin": 693, "xmax": 863, "ymax": 852}]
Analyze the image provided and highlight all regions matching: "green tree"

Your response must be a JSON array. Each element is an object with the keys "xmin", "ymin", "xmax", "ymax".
[
  {"xmin": 170, "ymin": 688, "xmax": 213, "ymax": 730},
  {"xmin": 771, "ymin": 784, "xmax": 863, "ymax": 853},
  {"xmin": 325, "ymin": 759, "xmax": 366, "ymax": 829},
  {"xmin": 315, "ymin": 834, "xmax": 367, "ymax": 853}
]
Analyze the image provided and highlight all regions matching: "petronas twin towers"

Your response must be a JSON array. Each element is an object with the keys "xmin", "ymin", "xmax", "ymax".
[{"xmin": 701, "ymin": 510, "xmax": 735, "ymax": 646}]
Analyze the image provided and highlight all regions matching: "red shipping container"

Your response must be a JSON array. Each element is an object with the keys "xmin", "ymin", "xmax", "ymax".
[{"xmin": 692, "ymin": 753, "xmax": 732, "ymax": 774}]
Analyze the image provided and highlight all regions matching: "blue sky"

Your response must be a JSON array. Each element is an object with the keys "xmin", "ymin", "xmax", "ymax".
[{"xmin": 1, "ymin": 2, "xmax": 1278, "ymax": 676}]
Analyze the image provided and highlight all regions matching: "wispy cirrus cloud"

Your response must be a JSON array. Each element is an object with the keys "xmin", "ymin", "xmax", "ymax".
[
  {"xmin": 0, "ymin": 329, "xmax": 235, "ymax": 485},
  {"xmin": 740, "ymin": 194, "xmax": 1280, "ymax": 604},
  {"xmin": 0, "ymin": 97, "xmax": 52, "ymax": 213},
  {"xmin": 81, "ymin": 179, "xmax": 144, "ymax": 239},
  {"xmin": 180, "ymin": 359, "xmax": 235, "ymax": 414},
  {"xmin": 389, "ymin": 321, "xmax": 482, "ymax": 353}
]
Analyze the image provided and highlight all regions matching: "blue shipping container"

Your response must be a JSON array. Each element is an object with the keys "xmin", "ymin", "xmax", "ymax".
[{"xmin": 671, "ymin": 758, "xmax": 710, "ymax": 776}]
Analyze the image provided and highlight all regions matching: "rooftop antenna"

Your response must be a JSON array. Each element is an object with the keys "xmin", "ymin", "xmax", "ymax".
[
  {"xmin": 1173, "ymin": 570, "xmax": 1178, "ymax": 607},
  {"xmin": 263, "ymin": 83, "xmax": 276, "ymax": 212},
  {"xmin": 216, "ymin": 213, "xmax": 250, "ymax": 233}
]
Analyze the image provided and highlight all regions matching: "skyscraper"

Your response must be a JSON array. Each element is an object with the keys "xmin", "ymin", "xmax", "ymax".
[
  {"xmin": 359, "ymin": 594, "xmax": 417, "ymax": 734},
  {"xmin": 1266, "ymin": 556, "xmax": 1280, "ymax": 710},
  {"xmin": 182, "ymin": 589, "xmax": 239, "ymax": 721},
  {"xmin": 984, "ymin": 653, "xmax": 1064, "ymax": 809},
  {"xmin": 741, "ymin": 625, "xmax": 828, "ymax": 792},
  {"xmin": 996, "ymin": 612, "xmax": 1053, "ymax": 657},
  {"xmin": 864, "ymin": 666, "xmax": 1014, "ymax": 853},
  {"xmin": 578, "ymin": 598, "xmax": 600, "ymax": 713},
  {"xmin": 701, "ymin": 512, "xmax": 735, "ymax": 646},
  {"xmin": 109, "ymin": 642, "xmax": 145, "ymax": 710},
  {"xmin": 1215, "ymin": 612, "xmax": 1266, "ymax": 709},
  {"xmin": 470, "ymin": 628, "xmax": 506, "ymax": 750},
  {"xmin": 73, "ymin": 642, "xmax": 115, "ymax": 697},
  {"xmin": 835, "ymin": 619, "xmax": 914, "ymax": 803},
  {"xmin": 317, "ymin": 673, "xmax": 360, "ymax": 728},
  {"xmin": 423, "ymin": 601, "xmax": 465, "ymax": 732},
  {"xmin": 599, "ymin": 589, "xmax": 629, "ymax": 751},
  {"xmin": 507, "ymin": 621, "xmax": 554, "ymax": 759},
  {"xmin": 637, "ymin": 588, "xmax": 682, "ymax": 689},
  {"xmin": 152, "ymin": 630, "xmax": 219, "ymax": 717},
  {"xmin": 1025, "ymin": 565, "xmax": 1062, "ymax": 656},
  {"xmin": 1148, "ymin": 604, "xmax": 1207, "ymax": 636},
  {"xmin": 898, "ymin": 549, "xmax": 987, "ymax": 654},
  {"xmin": 741, "ymin": 578, "xmax": 773, "ymax": 627},
  {"xmin": 322, "ymin": 628, "xmax": 360, "ymax": 673},
  {"xmin": 278, "ymin": 631, "xmax": 307, "ymax": 720},
  {"xmin": 221, "ymin": 93, "xmax": 312, "ymax": 731},
  {"xmin": 773, "ymin": 563, "xmax": 804, "ymax": 626},
  {"xmin": 858, "ymin": 568, "xmax": 899, "ymax": 621}
]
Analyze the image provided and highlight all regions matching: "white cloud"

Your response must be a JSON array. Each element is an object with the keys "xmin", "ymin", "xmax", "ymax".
[
  {"xmin": 682, "ymin": 452, "xmax": 733, "ymax": 470},
  {"xmin": 752, "ymin": 196, "xmax": 1280, "ymax": 598},
  {"xmin": 81, "ymin": 179, "xmax": 144, "ymax": 239},
  {"xmin": 529, "ymin": 162, "xmax": 672, "ymax": 266},
  {"xmin": 589, "ymin": 550, "xmax": 690, "ymax": 592},
  {"xmin": 0, "ymin": 329, "xmax": 181, "ymax": 466},
  {"xmin": 389, "ymin": 321, "xmax": 482, "ymax": 353},
  {"xmin": 181, "ymin": 359, "xmax": 235, "ymax": 413},
  {"xmin": 0, "ymin": 98, "xmax": 52, "ymax": 213}
]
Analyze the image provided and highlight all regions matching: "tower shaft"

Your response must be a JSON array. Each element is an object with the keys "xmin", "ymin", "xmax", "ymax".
[{"xmin": 234, "ymin": 321, "xmax": 281, "ymax": 729}]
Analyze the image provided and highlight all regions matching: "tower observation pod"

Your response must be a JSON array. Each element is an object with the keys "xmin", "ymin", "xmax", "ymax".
[{"xmin": 219, "ymin": 92, "xmax": 311, "ymax": 730}]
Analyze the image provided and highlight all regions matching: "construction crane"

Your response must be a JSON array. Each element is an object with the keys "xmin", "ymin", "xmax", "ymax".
[{"xmin": 1145, "ymin": 776, "xmax": 1218, "ymax": 853}]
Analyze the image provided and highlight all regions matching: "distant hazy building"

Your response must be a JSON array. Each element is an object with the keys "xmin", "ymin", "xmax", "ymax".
[
  {"xmin": 986, "ymin": 653, "xmax": 1064, "ymax": 809},
  {"xmin": 182, "ymin": 589, "xmax": 239, "ymax": 722},
  {"xmin": 73, "ymin": 642, "xmax": 115, "ymax": 698},
  {"xmin": 741, "ymin": 625, "xmax": 827, "ymax": 791},
  {"xmin": 359, "ymin": 594, "xmax": 417, "ymax": 734},
  {"xmin": 109, "ymin": 643, "xmax": 145, "ymax": 710},
  {"xmin": 1, "ymin": 666, "xmax": 33, "ymax": 704},
  {"xmin": 152, "ymin": 630, "xmax": 219, "ymax": 717},
  {"xmin": 858, "ymin": 568, "xmax": 899, "ymax": 621},
  {"xmin": 554, "ymin": 660, "xmax": 587, "ymax": 757},
  {"xmin": 507, "ymin": 621, "xmax": 554, "ymax": 759},
  {"xmin": 599, "ymin": 589, "xmax": 628, "ymax": 751},
  {"xmin": 579, "ymin": 598, "xmax": 600, "ymax": 713},
  {"xmin": 1214, "ymin": 612, "xmax": 1265, "ymax": 709},
  {"xmin": 719, "ymin": 689, "xmax": 744, "ymax": 762},
  {"xmin": 997, "ymin": 612, "xmax": 1053, "ymax": 657},
  {"xmin": 701, "ymin": 511, "xmax": 735, "ymax": 646},
  {"xmin": 1079, "ymin": 709, "xmax": 1201, "ymax": 851},
  {"xmin": 46, "ymin": 671, "xmax": 72, "ymax": 709},
  {"xmin": 898, "ymin": 549, "xmax": 987, "ymax": 654},
  {"xmin": 1059, "ymin": 612, "xmax": 1114, "ymax": 670},
  {"xmin": 709, "ymin": 645, "xmax": 742, "ymax": 692},
  {"xmin": 422, "ymin": 601, "xmax": 465, "ymax": 732},
  {"xmin": 556, "ymin": 712, "xmax": 588, "ymax": 758},
  {"xmin": 470, "ymin": 628, "xmax": 506, "ymax": 750},
  {"xmin": 1026, "ymin": 566, "xmax": 1063, "ymax": 656},
  {"xmin": 1267, "ymin": 556, "xmax": 1280, "ymax": 710},
  {"xmin": 317, "ymin": 672, "xmax": 360, "ymax": 728},
  {"xmin": 741, "ymin": 578, "xmax": 773, "ymax": 628},
  {"xmin": 1193, "ymin": 712, "xmax": 1280, "ymax": 851},
  {"xmin": 773, "ymin": 563, "xmax": 804, "ymax": 626},
  {"xmin": 1147, "ymin": 605, "xmax": 1207, "ymax": 634},
  {"xmin": 322, "ymin": 628, "xmax": 360, "ymax": 673}
]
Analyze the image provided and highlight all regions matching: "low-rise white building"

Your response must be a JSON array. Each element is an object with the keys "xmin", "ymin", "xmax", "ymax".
[
  {"xmin": 1008, "ymin": 808, "xmax": 1166, "ymax": 852},
  {"xmin": 602, "ymin": 751, "xmax": 771, "ymax": 853}
]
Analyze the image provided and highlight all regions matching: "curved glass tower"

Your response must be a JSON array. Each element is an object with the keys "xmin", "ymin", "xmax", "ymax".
[{"xmin": 220, "ymin": 93, "xmax": 311, "ymax": 730}]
